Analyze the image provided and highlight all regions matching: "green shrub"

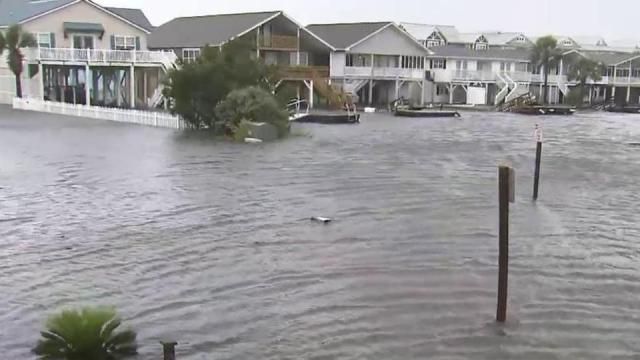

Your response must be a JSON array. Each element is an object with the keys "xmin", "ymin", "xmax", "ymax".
[
  {"xmin": 216, "ymin": 86, "xmax": 289, "ymax": 138},
  {"xmin": 33, "ymin": 307, "xmax": 137, "ymax": 360}
]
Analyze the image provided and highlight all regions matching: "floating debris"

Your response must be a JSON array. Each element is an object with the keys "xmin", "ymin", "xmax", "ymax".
[{"xmin": 310, "ymin": 216, "xmax": 332, "ymax": 224}]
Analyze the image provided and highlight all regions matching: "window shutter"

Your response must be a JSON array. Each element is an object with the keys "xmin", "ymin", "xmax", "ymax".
[
  {"xmin": 50, "ymin": 33, "xmax": 56, "ymax": 48},
  {"xmin": 110, "ymin": 35, "xmax": 115, "ymax": 50},
  {"xmin": 135, "ymin": 36, "xmax": 141, "ymax": 50}
]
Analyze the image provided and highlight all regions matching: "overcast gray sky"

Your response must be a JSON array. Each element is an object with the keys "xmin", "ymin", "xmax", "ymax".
[{"xmin": 103, "ymin": 0, "xmax": 637, "ymax": 41}]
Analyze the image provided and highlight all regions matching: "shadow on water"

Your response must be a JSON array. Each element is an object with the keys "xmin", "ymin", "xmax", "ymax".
[{"xmin": 2, "ymin": 105, "xmax": 640, "ymax": 359}]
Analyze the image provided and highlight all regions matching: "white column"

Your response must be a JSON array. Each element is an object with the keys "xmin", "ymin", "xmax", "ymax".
[
  {"xmin": 613, "ymin": 66, "xmax": 617, "ymax": 98},
  {"xmin": 368, "ymin": 79, "xmax": 373, "ymax": 105},
  {"xmin": 395, "ymin": 78, "xmax": 399, "ymax": 100},
  {"xmin": 309, "ymin": 79, "xmax": 314, "ymax": 108},
  {"xmin": 256, "ymin": 26, "xmax": 261, "ymax": 59},
  {"xmin": 85, "ymin": 64, "xmax": 90, "ymax": 105},
  {"xmin": 38, "ymin": 63, "xmax": 44, "ymax": 100},
  {"xmin": 296, "ymin": 28, "xmax": 301, "ymax": 66},
  {"xmin": 627, "ymin": 62, "xmax": 632, "ymax": 103},
  {"xmin": 449, "ymin": 83, "xmax": 453, "ymax": 104},
  {"xmin": 143, "ymin": 70, "xmax": 148, "ymax": 105},
  {"xmin": 421, "ymin": 79, "xmax": 426, "ymax": 106},
  {"xmin": 485, "ymin": 82, "xmax": 489, "ymax": 105},
  {"xmin": 129, "ymin": 65, "xmax": 135, "ymax": 108},
  {"xmin": 589, "ymin": 86, "xmax": 593, "ymax": 104}
]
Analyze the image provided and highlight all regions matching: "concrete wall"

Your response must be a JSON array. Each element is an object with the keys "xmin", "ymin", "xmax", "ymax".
[
  {"xmin": 24, "ymin": 1, "xmax": 149, "ymax": 49},
  {"xmin": 350, "ymin": 25, "xmax": 428, "ymax": 56}
]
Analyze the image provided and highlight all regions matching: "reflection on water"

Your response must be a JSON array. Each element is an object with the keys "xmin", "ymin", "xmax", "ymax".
[{"xmin": 2, "ymin": 106, "xmax": 640, "ymax": 359}]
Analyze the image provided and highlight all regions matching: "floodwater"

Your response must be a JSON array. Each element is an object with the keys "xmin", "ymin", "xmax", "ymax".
[{"xmin": 1, "ymin": 105, "xmax": 640, "ymax": 360}]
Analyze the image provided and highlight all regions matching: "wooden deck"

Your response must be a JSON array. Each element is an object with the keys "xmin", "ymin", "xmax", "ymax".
[{"xmin": 279, "ymin": 66, "xmax": 329, "ymax": 80}]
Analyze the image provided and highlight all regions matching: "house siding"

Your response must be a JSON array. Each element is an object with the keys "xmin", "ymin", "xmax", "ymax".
[
  {"xmin": 349, "ymin": 26, "xmax": 427, "ymax": 56},
  {"xmin": 23, "ymin": 1, "xmax": 148, "ymax": 50}
]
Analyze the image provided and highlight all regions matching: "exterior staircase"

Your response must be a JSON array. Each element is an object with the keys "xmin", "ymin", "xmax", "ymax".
[
  {"xmin": 495, "ymin": 72, "xmax": 509, "ymax": 105},
  {"xmin": 313, "ymin": 77, "xmax": 351, "ymax": 109},
  {"xmin": 342, "ymin": 79, "xmax": 369, "ymax": 97}
]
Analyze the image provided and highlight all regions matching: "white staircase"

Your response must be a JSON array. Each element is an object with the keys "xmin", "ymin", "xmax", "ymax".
[
  {"xmin": 504, "ymin": 73, "xmax": 530, "ymax": 103},
  {"xmin": 342, "ymin": 79, "xmax": 369, "ymax": 96},
  {"xmin": 159, "ymin": 51, "xmax": 179, "ymax": 72},
  {"xmin": 557, "ymin": 75, "xmax": 569, "ymax": 97},
  {"xmin": 495, "ymin": 72, "xmax": 509, "ymax": 105}
]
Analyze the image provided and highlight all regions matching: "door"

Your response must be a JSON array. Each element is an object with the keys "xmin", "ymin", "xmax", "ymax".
[{"xmin": 73, "ymin": 35, "xmax": 94, "ymax": 49}]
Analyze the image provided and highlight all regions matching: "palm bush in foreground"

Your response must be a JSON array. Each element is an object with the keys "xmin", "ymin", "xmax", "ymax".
[{"xmin": 33, "ymin": 307, "xmax": 137, "ymax": 360}]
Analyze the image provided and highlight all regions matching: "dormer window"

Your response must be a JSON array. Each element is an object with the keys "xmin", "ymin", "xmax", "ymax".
[
  {"xmin": 514, "ymin": 35, "xmax": 526, "ymax": 42},
  {"xmin": 475, "ymin": 42, "xmax": 488, "ymax": 50},
  {"xmin": 561, "ymin": 39, "xmax": 574, "ymax": 47},
  {"xmin": 426, "ymin": 40, "xmax": 444, "ymax": 48},
  {"xmin": 596, "ymin": 39, "xmax": 607, "ymax": 47},
  {"xmin": 425, "ymin": 31, "xmax": 445, "ymax": 48}
]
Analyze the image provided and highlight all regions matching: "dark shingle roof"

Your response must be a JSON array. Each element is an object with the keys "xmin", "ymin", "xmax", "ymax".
[
  {"xmin": 106, "ymin": 7, "xmax": 154, "ymax": 31},
  {"xmin": 431, "ymin": 45, "xmax": 532, "ymax": 61},
  {"xmin": 582, "ymin": 51, "xmax": 639, "ymax": 65},
  {"xmin": 0, "ymin": 0, "xmax": 75, "ymax": 26},
  {"xmin": 148, "ymin": 11, "xmax": 280, "ymax": 49},
  {"xmin": 306, "ymin": 22, "xmax": 391, "ymax": 50}
]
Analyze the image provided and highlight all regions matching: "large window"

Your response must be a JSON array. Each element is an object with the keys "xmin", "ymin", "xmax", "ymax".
[
  {"xmin": 431, "ymin": 59, "xmax": 446, "ymax": 69},
  {"xmin": 114, "ymin": 35, "xmax": 136, "ymax": 50},
  {"xmin": 475, "ymin": 42, "xmax": 488, "ymax": 51},
  {"xmin": 401, "ymin": 56, "xmax": 424, "ymax": 69},
  {"xmin": 346, "ymin": 53, "xmax": 371, "ymax": 67},
  {"xmin": 182, "ymin": 48, "xmax": 201, "ymax": 63},
  {"xmin": 616, "ymin": 68, "xmax": 630, "ymax": 78},
  {"xmin": 36, "ymin": 32, "xmax": 52, "ymax": 48}
]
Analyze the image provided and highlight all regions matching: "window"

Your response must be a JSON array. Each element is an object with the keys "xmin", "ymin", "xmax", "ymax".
[
  {"xmin": 182, "ymin": 48, "xmax": 201, "ymax": 63},
  {"xmin": 36, "ymin": 32, "xmax": 52, "ymax": 48},
  {"xmin": 436, "ymin": 84, "xmax": 449, "ymax": 96},
  {"xmin": 426, "ymin": 40, "xmax": 444, "ymax": 48},
  {"xmin": 431, "ymin": 59, "xmax": 446, "ymax": 69},
  {"xmin": 632, "ymin": 68, "xmax": 640, "ymax": 78},
  {"xmin": 475, "ymin": 42, "xmax": 488, "ymax": 50},
  {"xmin": 401, "ymin": 56, "xmax": 424, "ymax": 69},
  {"xmin": 499, "ymin": 62, "xmax": 512, "ymax": 72},
  {"xmin": 346, "ymin": 53, "xmax": 370, "ymax": 67},
  {"xmin": 456, "ymin": 60, "xmax": 468, "ymax": 70},
  {"xmin": 561, "ymin": 39, "xmax": 574, "ymax": 47},
  {"xmin": 616, "ymin": 68, "xmax": 630, "ymax": 78},
  {"xmin": 114, "ymin": 35, "xmax": 136, "ymax": 50},
  {"xmin": 425, "ymin": 31, "xmax": 445, "ymax": 48},
  {"xmin": 514, "ymin": 35, "xmax": 526, "ymax": 43}
]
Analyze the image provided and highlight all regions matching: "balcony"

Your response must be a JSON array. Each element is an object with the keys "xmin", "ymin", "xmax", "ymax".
[
  {"xmin": 280, "ymin": 66, "xmax": 329, "ymax": 80},
  {"xmin": 260, "ymin": 35, "xmax": 298, "ymax": 50},
  {"xmin": 343, "ymin": 66, "xmax": 424, "ymax": 79},
  {"xmin": 24, "ymin": 48, "xmax": 178, "ymax": 66}
]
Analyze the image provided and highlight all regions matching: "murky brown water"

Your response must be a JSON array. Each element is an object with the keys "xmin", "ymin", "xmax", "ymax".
[{"xmin": 2, "ymin": 105, "xmax": 640, "ymax": 359}]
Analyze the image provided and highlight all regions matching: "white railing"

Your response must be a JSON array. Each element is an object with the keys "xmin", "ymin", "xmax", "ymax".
[
  {"xmin": 24, "ymin": 48, "xmax": 178, "ymax": 66},
  {"xmin": 12, "ymin": 98, "xmax": 186, "ymax": 129},
  {"xmin": 495, "ymin": 72, "xmax": 509, "ymax": 105},
  {"xmin": 343, "ymin": 66, "xmax": 424, "ymax": 79},
  {"xmin": 452, "ymin": 70, "xmax": 496, "ymax": 81}
]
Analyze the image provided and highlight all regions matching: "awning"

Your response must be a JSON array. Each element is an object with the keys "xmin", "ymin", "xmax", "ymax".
[{"xmin": 63, "ymin": 22, "xmax": 105, "ymax": 38}]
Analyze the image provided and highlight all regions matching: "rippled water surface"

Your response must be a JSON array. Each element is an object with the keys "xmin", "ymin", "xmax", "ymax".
[{"xmin": 2, "ymin": 105, "xmax": 640, "ymax": 359}]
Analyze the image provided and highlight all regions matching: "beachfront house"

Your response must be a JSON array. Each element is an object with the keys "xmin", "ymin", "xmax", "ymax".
[
  {"xmin": 306, "ymin": 22, "xmax": 432, "ymax": 106},
  {"xmin": 0, "ymin": 0, "xmax": 175, "ymax": 107},
  {"xmin": 148, "ymin": 11, "xmax": 335, "ymax": 108}
]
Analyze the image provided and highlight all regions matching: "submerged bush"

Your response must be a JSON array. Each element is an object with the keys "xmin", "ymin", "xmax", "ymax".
[
  {"xmin": 216, "ymin": 86, "xmax": 290, "ymax": 138},
  {"xmin": 33, "ymin": 307, "xmax": 137, "ymax": 360}
]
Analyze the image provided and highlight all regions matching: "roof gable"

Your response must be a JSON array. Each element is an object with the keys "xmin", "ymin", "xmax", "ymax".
[
  {"xmin": 148, "ymin": 11, "xmax": 280, "ymax": 49},
  {"xmin": 348, "ymin": 23, "xmax": 430, "ymax": 56},
  {"xmin": 306, "ymin": 22, "xmax": 390, "ymax": 50},
  {"xmin": 399, "ymin": 22, "xmax": 459, "ymax": 43}
]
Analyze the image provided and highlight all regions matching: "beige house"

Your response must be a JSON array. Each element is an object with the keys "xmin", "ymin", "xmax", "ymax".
[{"xmin": 0, "ymin": 0, "xmax": 175, "ymax": 107}]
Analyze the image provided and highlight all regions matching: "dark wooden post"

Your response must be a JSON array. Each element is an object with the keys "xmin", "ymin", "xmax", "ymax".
[
  {"xmin": 497, "ymin": 165, "xmax": 511, "ymax": 323},
  {"xmin": 533, "ymin": 124, "xmax": 543, "ymax": 200},
  {"xmin": 161, "ymin": 341, "xmax": 177, "ymax": 360}
]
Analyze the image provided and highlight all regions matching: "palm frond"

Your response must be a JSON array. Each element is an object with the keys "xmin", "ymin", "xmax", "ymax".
[{"xmin": 5, "ymin": 24, "xmax": 21, "ymax": 49}]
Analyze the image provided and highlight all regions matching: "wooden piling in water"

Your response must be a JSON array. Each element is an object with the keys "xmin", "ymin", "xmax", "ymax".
[
  {"xmin": 161, "ymin": 341, "xmax": 177, "ymax": 360},
  {"xmin": 533, "ymin": 125, "xmax": 543, "ymax": 200},
  {"xmin": 497, "ymin": 165, "xmax": 511, "ymax": 323}
]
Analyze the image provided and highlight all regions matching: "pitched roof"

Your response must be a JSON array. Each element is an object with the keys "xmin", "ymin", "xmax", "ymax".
[
  {"xmin": 430, "ymin": 45, "xmax": 531, "ymax": 61},
  {"xmin": 106, "ymin": 7, "xmax": 153, "ymax": 31},
  {"xmin": 453, "ymin": 33, "xmax": 484, "ymax": 44},
  {"xmin": 306, "ymin": 22, "xmax": 391, "ymax": 50},
  {"xmin": 582, "ymin": 51, "xmax": 639, "ymax": 66},
  {"xmin": 483, "ymin": 32, "xmax": 529, "ymax": 45},
  {"xmin": 148, "ymin": 10, "xmax": 280, "ymax": 49},
  {"xmin": 0, "ymin": 0, "xmax": 75, "ymax": 26},
  {"xmin": 399, "ymin": 22, "xmax": 460, "ymax": 42}
]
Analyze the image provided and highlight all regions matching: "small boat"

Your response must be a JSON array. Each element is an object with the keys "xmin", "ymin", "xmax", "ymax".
[
  {"xmin": 394, "ymin": 106, "xmax": 460, "ymax": 118},
  {"xmin": 291, "ymin": 113, "xmax": 360, "ymax": 124},
  {"xmin": 604, "ymin": 104, "xmax": 640, "ymax": 113},
  {"xmin": 511, "ymin": 105, "xmax": 576, "ymax": 116}
]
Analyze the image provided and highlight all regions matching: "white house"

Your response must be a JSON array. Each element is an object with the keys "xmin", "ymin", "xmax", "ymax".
[{"xmin": 307, "ymin": 22, "xmax": 432, "ymax": 106}]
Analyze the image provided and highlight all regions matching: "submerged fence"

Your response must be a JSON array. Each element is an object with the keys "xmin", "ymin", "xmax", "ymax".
[{"xmin": 12, "ymin": 98, "xmax": 187, "ymax": 129}]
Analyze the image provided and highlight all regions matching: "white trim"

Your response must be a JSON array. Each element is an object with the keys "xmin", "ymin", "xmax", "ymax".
[
  {"xmin": 14, "ymin": 0, "xmax": 151, "ymax": 34},
  {"xmin": 279, "ymin": 12, "xmax": 336, "ymax": 51},
  {"xmin": 231, "ymin": 12, "xmax": 282, "ymax": 44}
]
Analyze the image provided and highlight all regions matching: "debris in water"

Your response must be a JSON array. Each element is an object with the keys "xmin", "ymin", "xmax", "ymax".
[{"xmin": 311, "ymin": 216, "xmax": 332, "ymax": 224}]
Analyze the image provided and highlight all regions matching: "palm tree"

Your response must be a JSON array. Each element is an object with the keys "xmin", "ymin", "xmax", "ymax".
[
  {"xmin": 33, "ymin": 307, "xmax": 138, "ymax": 360},
  {"xmin": 0, "ymin": 24, "xmax": 37, "ymax": 98},
  {"xmin": 530, "ymin": 36, "xmax": 563, "ymax": 104},
  {"xmin": 567, "ymin": 57, "xmax": 604, "ymax": 105}
]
